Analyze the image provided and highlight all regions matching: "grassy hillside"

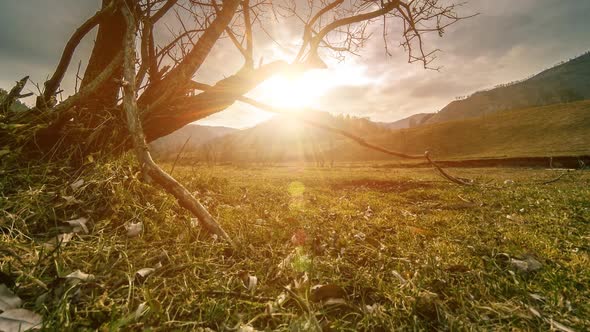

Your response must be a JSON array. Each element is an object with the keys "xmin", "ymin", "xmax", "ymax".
[
  {"xmin": 195, "ymin": 101, "xmax": 590, "ymax": 163},
  {"xmin": 149, "ymin": 124, "xmax": 237, "ymax": 158},
  {"xmin": 378, "ymin": 113, "xmax": 435, "ymax": 130},
  {"xmin": 425, "ymin": 52, "xmax": 590, "ymax": 125},
  {"xmin": 195, "ymin": 112, "xmax": 391, "ymax": 164},
  {"xmin": 380, "ymin": 100, "xmax": 590, "ymax": 159}
]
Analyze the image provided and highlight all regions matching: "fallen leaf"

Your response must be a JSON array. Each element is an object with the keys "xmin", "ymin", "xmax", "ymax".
[
  {"xmin": 238, "ymin": 272, "xmax": 258, "ymax": 292},
  {"xmin": 510, "ymin": 256, "xmax": 542, "ymax": 273},
  {"xmin": 43, "ymin": 233, "xmax": 75, "ymax": 249},
  {"xmin": 70, "ymin": 179, "xmax": 85, "ymax": 191},
  {"xmin": 0, "ymin": 308, "xmax": 42, "ymax": 331},
  {"xmin": 125, "ymin": 222, "xmax": 143, "ymax": 237},
  {"xmin": 391, "ymin": 270, "xmax": 407, "ymax": 284},
  {"xmin": 365, "ymin": 303, "xmax": 383, "ymax": 314},
  {"xmin": 310, "ymin": 284, "xmax": 347, "ymax": 304},
  {"xmin": 353, "ymin": 232, "xmax": 366, "ymax": 241},
  {"xmin": 0, "ymin": 284, "xmax": 22, "ymax": 311},
  {"xmin": 64, "ymin": 217, "xmax": 88, "ymax": 234},
  {"xmin": 134, "ymin": 302, "xmax": 148, "ymax": 320},
  {"xmin": 65, "ymin": 270, "xmax": 95, "ymax": 282},
  {"xmin": 135, "ymin": 268, "xmax": 155, "ymax": 280},
  {"xmin": 292, "ymin": 272, "xmax": 309, "ymax": 290},
  {"xmin": 364, "ymin": 206, "xmax": 373, "ymax": 220},
  {"xmin": 401, "ymin": 210, "xmax": 417, "ymax": 218},
  {"xmin": 549, "ymin": 319, "xmax": 575, "ymax": 332},
  {"xmin": 528, "ymin": 306, "xmax": 542, "ymax": 318},
  {"xmin": 529, "ymin": 293, "xmax": 546, "ymax": 302},
  {"xmin": 312, "ymin": 236, "xmax": 325, "ymax": 255},
  {"xmin": 57, "ymin": 233, "xmax": 74, "ymax": 243},
  {"xmin": 237, "ymin": 325, "xmax": 258, "ymax": 332}
]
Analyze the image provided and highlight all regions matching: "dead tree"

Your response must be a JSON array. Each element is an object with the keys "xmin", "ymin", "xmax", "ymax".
[{"xmin": 1, "ymin": 0, "xmax": 470, "ymax": 242}]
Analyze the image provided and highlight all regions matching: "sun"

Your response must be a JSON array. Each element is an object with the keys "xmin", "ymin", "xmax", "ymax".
[
  {"xmin": 249, "ymin": 62, "xmax": 375, "ymax": 114},
  {"xmin": 253, "ymin": 71, "xmax": 330, "ymax": 110}
]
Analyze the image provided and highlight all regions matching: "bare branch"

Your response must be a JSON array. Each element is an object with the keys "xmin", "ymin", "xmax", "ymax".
[
  {"xmin": 151, "ymin": 0, "xmax": 178, "ymax": 23},
  {"xmin": 54, "ymin": 51, "xmax": 123, "ymax": 114},
  {"xmin": 1, "ymin": 76, "xmax": 29, "ymax": 114},
  {"xmin": 40, "ymin": 1, "xmax": 116, "ymax": 108},
  {"xmin": 295, "ymin": 0, "xmax": 344, "ymax": 62},
  {"xmin": 138, "ymin": 0, "xmax": 241, "ymax": 109},
  {"xmin": 242, "ymin": 0, "xmax": 254, "ymax": 67},
  {"xmin": 120, "ymin": 1, "xmax": 232, "ymax": 242}
]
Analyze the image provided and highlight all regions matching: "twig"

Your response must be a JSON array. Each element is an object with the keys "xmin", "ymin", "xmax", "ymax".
[
  {"xmin": 424, "ymin": 151, "xmax": 474, "ymax": 186},
  {"xmin": 539, "ymin": 172, "xmax": 568, "ymax": 185},
  {"xmin": 74, "ymin": 60, "xmax": 82, "ymax": 94},
  {"xmin": 169, "ymin": 135, "xmax": 192, "ymax": 176}
]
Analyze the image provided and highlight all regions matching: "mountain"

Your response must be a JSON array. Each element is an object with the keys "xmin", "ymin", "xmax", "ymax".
[
  {"xmin": 380, "ymin": 100, "xmax": 590, "ymax": 159},
  {"xmin": 198, "ymin": 112, "xmax": 392, "ymax": 164},
  {"xmin": 196, "ymin": 100, "xmax": 590, "ymax": 163},
  {"xmin": 379, "ymin": 113, "xmax": 435, "ymax": 129},
  {"xmin": 149, "ymin": 124, "xmax": 237, "ymax": 158},
  {"xmin": 171, "ymin": 53, "xmax": 590, "ymax": 163},
  {"xmin": 424, "ymin": 52, "xmax": 590, "ymax": 125}
]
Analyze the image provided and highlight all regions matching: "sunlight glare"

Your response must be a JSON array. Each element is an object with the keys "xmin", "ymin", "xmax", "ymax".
[{"xmin": 253, "ymin": 63, "xmax": 374, "ymax": 112}]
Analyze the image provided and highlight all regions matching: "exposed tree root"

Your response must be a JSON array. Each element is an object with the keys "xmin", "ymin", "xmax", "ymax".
[{"xmin": 120, "ymin": 3, "xmax": 231, "ymax": 244}]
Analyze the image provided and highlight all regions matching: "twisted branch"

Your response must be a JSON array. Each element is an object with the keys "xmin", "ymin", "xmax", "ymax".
[{"xmin": 120, "ymin": 2, "xmax": 232, "ymax": 243}]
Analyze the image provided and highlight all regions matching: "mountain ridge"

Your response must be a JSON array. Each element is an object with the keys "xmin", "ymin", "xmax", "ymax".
[{"xmin": 423, "ymin": 52, "xmax": 590, "ymax": 125}]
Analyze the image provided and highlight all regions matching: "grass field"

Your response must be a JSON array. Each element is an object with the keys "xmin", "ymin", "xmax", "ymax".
[{"xmin": 1, "ymin": 160, "xmax": 589, "ymax": 331}]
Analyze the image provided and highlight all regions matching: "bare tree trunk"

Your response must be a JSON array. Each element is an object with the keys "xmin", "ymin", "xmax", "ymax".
[{"xmin": 80, "ymin": 0, "xmax": 125, "ymax": 109}]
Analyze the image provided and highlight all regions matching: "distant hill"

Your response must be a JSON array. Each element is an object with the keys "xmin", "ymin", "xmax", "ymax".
[
  {"xmin": 190, "ymin": 100, "xmax": 590, "ymax": 163},
  {"xmin": 424, "ymin": 52, "xmax": 590, "ymax": 125},
  {"xmin": 197, "ymin": 112, "xmax": 391, "ymax": 164},
  {"xmin": 377, "ymin": 100, "xmax": 590, "ymax": 159},
  {"xmin": 378, "ymin": 113, "xmax": 434, "ymax": 130},
  {"xmin": 150, "ymin": 124, "xmax": 237, "ymax": 158},
  {"xmin": 171, "ymin": 53, "xmax": 590, "ymax": 163}
]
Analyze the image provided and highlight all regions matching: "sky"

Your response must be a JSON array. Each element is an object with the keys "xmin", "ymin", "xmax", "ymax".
[{"xmin": 1, "ymin": 0, "xmax": 589, "ymax": 129}]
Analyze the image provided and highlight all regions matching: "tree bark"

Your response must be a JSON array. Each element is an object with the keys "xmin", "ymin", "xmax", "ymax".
[
  {"xmin": 79, "ymin": 0, "xmax": 126, "ymax": 109},
  {"xmin": 142, "ymin": 61, "xmax": 288, "ymax": 141}
]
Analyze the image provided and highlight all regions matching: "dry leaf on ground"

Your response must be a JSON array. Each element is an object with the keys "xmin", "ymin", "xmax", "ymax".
[
  {"xmin": 0, "ymin": 308, "xmax": 42, "ymax": 331},
  {"xmin": 0, "ymin": 284, "xmax": 22, "ymax": 311}
]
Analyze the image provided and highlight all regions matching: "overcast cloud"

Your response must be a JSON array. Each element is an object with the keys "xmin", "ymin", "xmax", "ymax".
[{"xmin": 1, "ymin": 0, "xmax": 589, "ymax": 128}]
